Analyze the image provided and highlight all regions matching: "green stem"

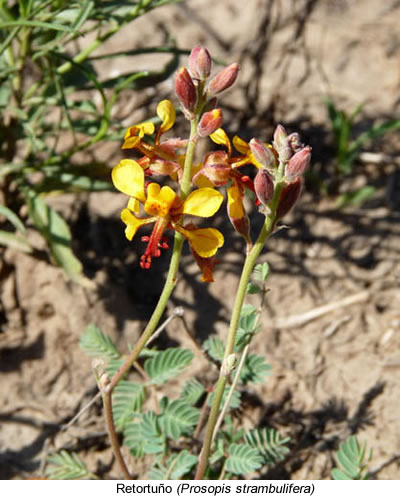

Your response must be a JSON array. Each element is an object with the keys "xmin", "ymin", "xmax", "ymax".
[
  {"xmin": 56, "ymin": 3, "xmax": 145, "ymax": 76},
  {"xmin": 108, "ymin": 231, "xmax": 184, "ymax": 392},
  {"xmin": 102, "ymin": 113, "xmax": 200, "ymax": 478},
  {"xmin": 195, "ymin": 163, "xmax": 286, "ymax": 480},
  {"xmin": 180, "ymin": 118, "xmax": 199, "ymax": 199}
]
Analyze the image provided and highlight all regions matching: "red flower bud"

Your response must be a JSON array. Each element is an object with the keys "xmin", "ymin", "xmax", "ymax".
[
  {"xmin": 175, "ymin": 67, "xmax": 197, "ymax": 111},
  {"xmin": 249, "ymin": 138, "xmax": 276, "ymax": 170},
  {"xmin": 189, "ymin": 46, "xmax": 212, "ymax": 79},
  {"xmin": 273, "ymin": 124, "xmax": 287, "ymax": 149},
  {"xmin": 285, "ymin": 146, "xmax": 311, "ymax": 180},
  {"xmin": 287, "ymin": 132, "xmax": 303, "ymax": 153},
  {"xmin": 276, "ymin": 178, "xmax": 302, "ymax": 219},
  {"xmin": 208, "ymin": 63, "xmax": 239, "ymax": 94},
  {"xmin": 201, "ymin": 150, "xmax": 231, "ymax": 186},
  {"xmin": 254, "ymin": 169, "xmax": 274, "ymax": 206},
  {"xmin": 273, "ymin": 124, "xmax": 292, "ymax": 163},
  {"xmin": 197, "ymin": 108, "xmax": 223, "ymax": 137}
]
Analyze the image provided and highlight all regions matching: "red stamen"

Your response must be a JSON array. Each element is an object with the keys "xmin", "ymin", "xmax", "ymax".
[
  {"xmin": 140, "ymin": 255, "xmax": 152, "ymax": 269},
  {"xmin": 159, "ymin": 236, "xmax": 169, "ymax": 249},
  {"xmin": 139, "ymin": 217, "xmax": 170, "ymax": 269}
]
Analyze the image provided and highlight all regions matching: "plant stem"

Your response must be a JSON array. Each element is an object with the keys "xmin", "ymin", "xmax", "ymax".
[
  {"xmin": 108, "ymin": 231, "xmax": 185, "ymax": 392},
  {"xmin": 102, "ymin": 390, "xmax": 132, "ymax": 479},
  {"xmin": 180, "ymin": 119, "xmax": 198, "ymax": 199},
  {"xmin": 102, "ymin": 114, "xmax": 199, "ymax": 478},
  {"xmin": 212, "ymin": 343, "xmax": 250, "ymax": 442},
  {"xmin": 195, "ymin": 163, "xmax": 286, "ymax": 480}
]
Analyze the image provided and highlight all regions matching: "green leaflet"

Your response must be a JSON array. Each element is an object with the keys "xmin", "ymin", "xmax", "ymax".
[{"xmin": 27, "ymin": 194, "xmax": 84, "ymax": 282}]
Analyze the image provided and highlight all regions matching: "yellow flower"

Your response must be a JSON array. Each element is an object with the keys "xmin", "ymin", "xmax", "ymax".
[
  {"xmin": 112, "ymin": 159, "xmax": 224, "ymax": 269},
  {"xmin": 121, "ymin": 100, "xmax": 184, "ymax": 178},
  {"xmin": 210, "ymin": 128, "xmax": 265, "ymax": 169},
  {"xmin": 198, "ymin": 128, "xmax": 256, "ymax": 244}
]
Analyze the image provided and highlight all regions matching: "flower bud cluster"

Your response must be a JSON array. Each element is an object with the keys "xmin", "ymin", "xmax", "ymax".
[
  {"xmin": 175, "ymin": 46, "xmax": 239, "ymax": 137},
  {"xmin": 249, "ymin": 125, "xmax": 311, "ymax": 218}
]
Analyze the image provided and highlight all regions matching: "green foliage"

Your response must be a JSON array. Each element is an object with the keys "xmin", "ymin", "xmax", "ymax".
[
  {"xmin": 325, "ymin": 97, "xmax": 400, "ymax": 204},
  {"xmin": 144, "ymin": 348, "xmax": 194, "ymax": 385},
  {"xmin": 236, "ymin": 354, "xmax": 272, "ymax": 384},
  {"xmin": 79, "ymin": 324, "xmax": 120, "ymax": 360},
  {"xmin": 180, "ymin": 378, "xmax": 205, "ymax": 405},
  {"xmin": 235, "ymin": 304, "xmax": 258, "ymax": 350},
  {"xmin": 46, "ymin": 451, "xmax": 94, "ymax": 480},
  {"xmin": 79, "ymin": 325, "xmax": 125, "ymax": 380},
  {"xmin": 105, "ymin": 358, "xmax": 125, "ymax": 378},
  {"xmin": 123, "ymin": 411, "xmax": 165, "ymax": 458},
  {"xmin": 332, "ymin": 436, "xmax": 371, "ymax": 480},
  {"xmin": 203, "ymin": 335, "xmax": 225, "ymax": 363},
  {"xmin": 225, "ymin": 443, "xmax": 263, "ymax": 475},
  {"xmin": 253, "ymin": 262, "xmax": 270, "ymax": 283},
  {"xmin": 0, "ymin": 204, "xmax": 26, "ymax": 232},
  {"xmin": 148, "ymin": 450, "xmax": 197, "ymax": 480},
  {"xmin": 336, "ymin": 186, "xmax": 376, "ymax": 208},
  {"xmin": 159, "ymin": 397, "xmax": 200, "ymax": 440},
  {"xmin": 211, "ymin": 425, "xmax": 290, "ymax": 476},
  {"xmin": 123, "ymin": 398, "xmax": 200, "ymax": 458},
  {"xmin": 0, "ymin": 0, "xmax": 184, "ymax": 276},
  {"xmin": 112, "ymin": 381, "xmax": 146, "ymax": 431},
  {"xmin": 27, "ymin": 193, "xmax": 84, "ymax": 281},
  {"xmin": 246, "ymin": 283, "xmax": 261, "ymax": 294},
  {"xmin": 244, "ymin": 428, "xmax": 290, "ymax": 464}
]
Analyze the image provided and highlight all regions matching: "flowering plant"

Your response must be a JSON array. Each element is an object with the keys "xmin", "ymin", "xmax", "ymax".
[{"xmin": 81, "ymin": 46, "xmax": 311, "ymax": 480}]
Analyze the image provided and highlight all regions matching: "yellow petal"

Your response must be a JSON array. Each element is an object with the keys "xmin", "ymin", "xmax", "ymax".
[
  {"xmin": 124, "ymin": 126, "xmax": 138, "ymax": 140},
  {"xmin": 112, "ymin": 159, "xmax": 145, "ymax": 201},
  {"xmin": 227, "ymin": 184, "xmax": 244, "ymax": 219},
  {"xmin": 145, "ymin": 183, "xmax": 176, "ymax": 217},
  {"xmin": 121, "ymin": 208, "xmax": 153, "ymax": 240},
  {"xmin": 183, "ymin": 188, "xmax": 223, "ymax": 217},
  {"xmin": 232, "ymin": 135, "xmax": 250, "ymax": 154},
  {"xmin": 127, "ymin": 197, "xmax": 140, "ymax": 213},
  {"xmin": 136, "ymin": 121, "xmax": 155, "ymax": 137},
  {"xmin": 157, "ymin": 100, "xmax": 176, "ymax": 133},
  {"xmin": 194, "ymin": 173, "xmax": 214, "ymax": 188},
  {"xmin": 210, "ymin": 128, "xmax": 231, "ymax": 151},
  {"xmin": 179, "ymin": 227, "xmax": 224, "ymax": 258},
  {"xmin": 122, "ymin": 136, "xmax": 141, "ymax": 150},
  {"xmin": 146, "ymin": 183, "xmax": 161, "ymax": 199}
]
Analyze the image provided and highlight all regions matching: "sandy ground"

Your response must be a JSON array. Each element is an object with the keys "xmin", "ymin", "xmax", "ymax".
[{"xmin": 1, "ymin": 0, "xmax": 400, "ymax": 479}]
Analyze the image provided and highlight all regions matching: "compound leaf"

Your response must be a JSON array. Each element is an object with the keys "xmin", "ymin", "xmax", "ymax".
[
  {"xmin": 80, "ymin": 324, "xmax": 120, "ymax": 360},
  {"xmin": 237, "ymin": 354, "xmax": 272, "ymax": 384},
  {"xmin": 203, "ymin": 335, "xmax": 224, "ymax": 363},
  {"xmin": 244, "ymin": 428, "xmax": 290, "ymax": 465},
  {"xmin": 46, "ymin": 451, "xmax": 91, "ymax": 480},
  {"xmin": 253, "ymin": 262, "xmax": 270, "ymax": 282},
  {"xmin": 124, "ymin": 412, "xmax": 164, "ymax": 457},
  {"xmin": 144, "ymin": 347, "xmax": 193, "ymax": 385},
  {"xmin": 159, "ymin": 399, "xmax": 200, "ymax": 440},
  {"xmin": 180, "ymin": 378, "xmax": 205, "ymax": 406},
  {"xmin": 225, "ymin": 443, "xmax": 263, "ymax": 475},
  {"xmin": 112, "ymin": 380, "xmax": 145, "ymax": 431},
  {"xmin": 332, "ymin": 436, "xmax": 371, "ymax": 480}
]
